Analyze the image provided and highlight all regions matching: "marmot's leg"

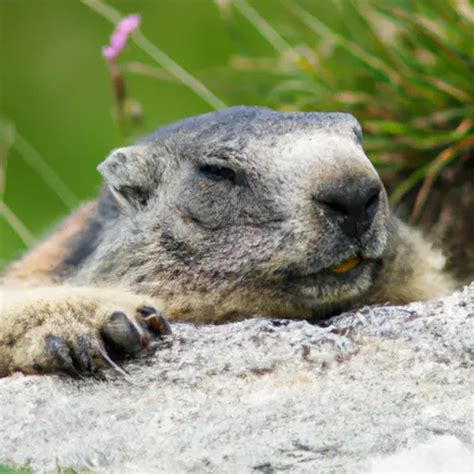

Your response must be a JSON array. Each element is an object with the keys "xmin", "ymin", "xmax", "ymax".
[{"xmin": 0, "ymin": 287, "xmax": 171, "ymax": 377}]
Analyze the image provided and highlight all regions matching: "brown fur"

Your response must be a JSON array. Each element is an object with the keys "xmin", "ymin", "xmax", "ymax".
[{"xmin": 3, "ymin": 202, "xmax": 97, "ymax": 286}]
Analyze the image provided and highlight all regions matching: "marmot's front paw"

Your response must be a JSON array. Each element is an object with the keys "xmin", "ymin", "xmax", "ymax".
[
  {"xmin": 43, "ymin": 305, "xmax": 171, "ymax": 378},
  {"xmin": 1, "ymin": 288, "xmax": 171, "ymax": 377}
]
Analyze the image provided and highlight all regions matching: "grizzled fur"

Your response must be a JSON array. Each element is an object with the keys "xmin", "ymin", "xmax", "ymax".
[{"xmin": 0, "ymin": 106, "xmax": 455, "ymax": 376}]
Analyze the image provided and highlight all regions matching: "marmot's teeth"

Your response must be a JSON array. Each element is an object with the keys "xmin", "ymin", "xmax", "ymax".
[{"xmin": 331, "ymin": 256, "xmax": 361, "ymax": 274}]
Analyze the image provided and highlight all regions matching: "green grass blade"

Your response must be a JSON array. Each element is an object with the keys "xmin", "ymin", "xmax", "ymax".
[{"xmin": 81, "ymin": 0, "xmax": 227, "ymax": 110}]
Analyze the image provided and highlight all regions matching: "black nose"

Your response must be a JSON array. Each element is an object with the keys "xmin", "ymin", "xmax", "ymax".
[{"xmin": 315, "ymin": 181, "xmax": 381, "ymax": 239}]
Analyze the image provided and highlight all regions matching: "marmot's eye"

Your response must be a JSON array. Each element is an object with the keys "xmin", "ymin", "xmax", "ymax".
[{"xmin": 199, "ymin": 164, "xmax": 236, "ymax": 183}]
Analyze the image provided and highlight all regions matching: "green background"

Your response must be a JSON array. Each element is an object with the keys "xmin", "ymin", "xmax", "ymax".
[
  {"xmin": 2, "ymin": 0, "xmax": 467, "ymax": 270},
  {"xmin": 0, "ymin": 0, "xmax": 287, "ymax": 267}
]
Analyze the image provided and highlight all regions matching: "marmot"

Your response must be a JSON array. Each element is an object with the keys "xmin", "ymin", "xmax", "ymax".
[{"xmin": 0, "ymin": 106, "xmax": 455, "ymax": 377}]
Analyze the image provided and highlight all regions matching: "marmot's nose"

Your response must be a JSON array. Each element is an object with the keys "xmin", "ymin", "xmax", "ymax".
[{"xmin": 314, "ymin": 180, "xmax": 381, "ymax": 239}]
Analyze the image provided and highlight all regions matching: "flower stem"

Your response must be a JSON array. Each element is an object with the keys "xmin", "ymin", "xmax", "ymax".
[{"xmin": 82, "ymin": 0, "xmax": 227, "ymax": 111}]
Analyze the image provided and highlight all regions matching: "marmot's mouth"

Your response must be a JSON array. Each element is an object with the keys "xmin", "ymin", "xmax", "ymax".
[
  {"xmin": 278, "ymin": 255, "xmax": 383, "ymax": 308},
  {"xmin": 284, "ymin": 254, "xmax": 379, "ymax": 286}
]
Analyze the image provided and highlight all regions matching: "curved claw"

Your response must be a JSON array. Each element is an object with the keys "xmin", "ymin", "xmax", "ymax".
[
  {"xmin": 43, "ymin": 303, "xmax": 170, "ymax": 379},
  {"xmin": 98, "ymin": 348, "xmax": 130, "ymax": 377},
  {"xmin": 138, "ymin": 307, "xmax": 172, "ymax": 336},
  {"xmin": 77, "ymin": 333, "xmax": 129, "ymax": 378},
  {"xmin": 101, "ymin": 311, "xmax": 150, "ymax": 354}
]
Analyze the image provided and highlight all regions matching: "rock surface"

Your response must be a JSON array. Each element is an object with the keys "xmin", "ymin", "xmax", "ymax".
[{"xmin": 0, "ymin": 284, "xmax": 473, "ymax": 473}]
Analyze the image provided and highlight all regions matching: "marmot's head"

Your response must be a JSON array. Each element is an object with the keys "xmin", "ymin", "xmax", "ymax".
[{"xmin": 92, "ymin": 106, "xmax": 394, "ymax": 320}]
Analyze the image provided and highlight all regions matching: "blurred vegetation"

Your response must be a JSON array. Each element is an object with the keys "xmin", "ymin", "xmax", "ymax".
[
  {"xmin": 0, "ymin": 0, "xmax": 473, "ymax": 268},
  {"xmin": 0, "ymin": 465, "xmax": 30, "ymax": 474},
  {"xmin": 220, "ymin": 0, "xmax": 473, "ymax": 220}
]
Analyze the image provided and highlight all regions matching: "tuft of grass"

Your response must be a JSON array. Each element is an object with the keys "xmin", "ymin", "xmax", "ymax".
[{"xmin": 226, "ymin": 0, "xmax": 473, "ymax": 221}]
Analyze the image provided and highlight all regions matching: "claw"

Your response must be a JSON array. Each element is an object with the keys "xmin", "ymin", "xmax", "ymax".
[
  {"xmin": 46, "ymin": 335, "xmax": 82, "ymax": 378},
  {"xmin": 137, "ymin": 306, "xmax": 157, "ymax": 317},
  {"xmin": 76, "ymin": 333, "xmax": 129, "ymax": 378},
  {"xmin": 101, "ymin": 311, "xmax": 149, "ymax": 353},
  {"xmin": 138, "ymin": 307, "xmax": 172, "ymax": 336},
  {"xmin": 98, "ymin": 348, "xmax": 130, "ymax": 377}
]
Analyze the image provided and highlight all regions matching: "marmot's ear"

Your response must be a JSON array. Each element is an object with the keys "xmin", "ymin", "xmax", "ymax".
[{"xmin": 98, "ymin": 145, "xmax": 159, "ymax": 213}]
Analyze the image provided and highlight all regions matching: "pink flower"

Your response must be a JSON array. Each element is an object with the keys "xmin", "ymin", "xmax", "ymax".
[
  {"xmin": 102, "ymin": 14, "xmax": 141, "ymax": 60},
  {"xmin": 118, "ymin": 15, "xmax": 141, "ymax": 34}
]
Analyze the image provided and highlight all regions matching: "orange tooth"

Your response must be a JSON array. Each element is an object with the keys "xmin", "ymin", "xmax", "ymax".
[{"xmin": 331, "ymin": 256, "xmax": 361, "ymax": 274}]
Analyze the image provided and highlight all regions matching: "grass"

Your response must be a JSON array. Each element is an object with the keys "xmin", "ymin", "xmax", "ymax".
[
  {"xmin": 224, "ymin": 0, "xmax": 473, "ymax": 222},
  {"xmin": 0, "ymin": 465, "xmax": 85, "ymax": 474},
  {"xmin": 2, "ymin": 0, "xmax": 473, "ymax": 253},
  {"xmin": 81, "ymin": 0, "xmax": 227, "ymax": 111},
  {"xmin": 0, "ymin": 465, "xmax": 31, "ymax": 474},
  {"xmin": 0, "ymin": 119, "xmax": 78, "ymax": 249}
]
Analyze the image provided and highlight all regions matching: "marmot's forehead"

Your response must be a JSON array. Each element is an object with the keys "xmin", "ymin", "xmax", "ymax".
[{"xmin": 142, "ymin": 106, "xmax": 362, "ymax": 146}]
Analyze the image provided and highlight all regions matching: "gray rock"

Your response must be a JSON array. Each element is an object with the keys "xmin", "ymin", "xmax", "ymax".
[{"xmin": 0, "ymin": 284, "xmax": 473, "ymax": 473}]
